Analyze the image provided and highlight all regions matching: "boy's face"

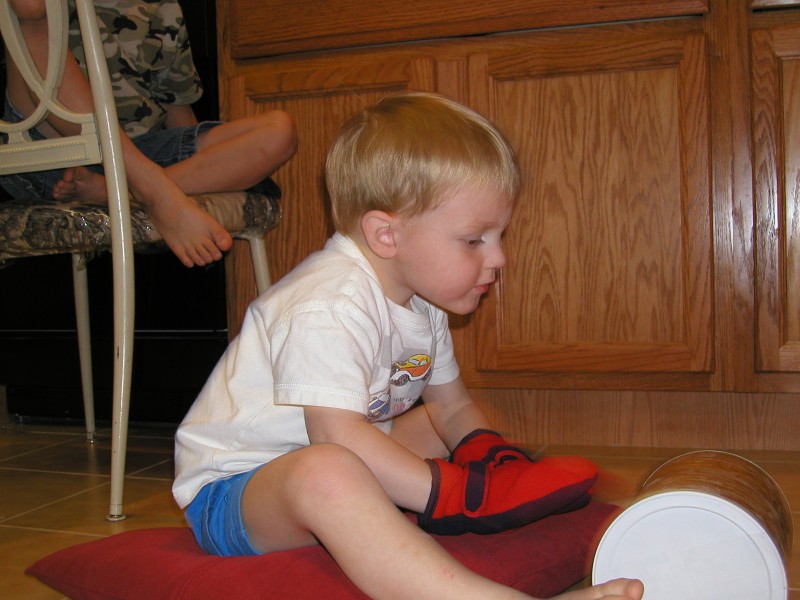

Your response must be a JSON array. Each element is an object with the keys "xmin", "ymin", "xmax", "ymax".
[{"xmin": 389, "ymin": 185, "xmax": 512, "ymax": 315}]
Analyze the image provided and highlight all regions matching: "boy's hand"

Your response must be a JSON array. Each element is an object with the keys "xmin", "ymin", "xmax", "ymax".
[
  {"xmin": 418, "ymin": 455, "xmax": 598, "ymax": 535},
  {"xmin": 450, "ymin": 428, "xmax": 530, "ymax": 465}
]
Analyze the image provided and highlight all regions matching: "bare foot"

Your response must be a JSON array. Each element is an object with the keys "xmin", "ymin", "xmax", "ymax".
[
  {"xmin": 51, "ymin": 166, "xmax": 108, "ymax": 203},
  {"xmin": 555, "ymin": 578, "xmax": 644, "ymax": 600},
  {"xmin": 54, "ymin": 166, "xmax": 233, "ymax": 267},
  {"xmin": 143, "ymin": 188, "xmax": 233, "ymax": 268}
]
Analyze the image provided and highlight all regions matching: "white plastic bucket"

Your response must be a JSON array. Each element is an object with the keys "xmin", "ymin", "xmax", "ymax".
[{"xmin": 592, "ymin": 450, "xmax": 792, "ymax": 599}]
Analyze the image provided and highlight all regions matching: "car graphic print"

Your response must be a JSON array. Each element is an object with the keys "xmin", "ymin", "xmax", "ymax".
[
  {"xmin": 368, "ymin": 391, "xmax": 392, "ymax": 421},
  {"xmin": 389, "ymin": 354, "xmax": 432, "ymax": 386}
]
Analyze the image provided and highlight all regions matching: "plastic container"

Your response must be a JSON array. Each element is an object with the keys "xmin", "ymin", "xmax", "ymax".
[{"xmin": 592, "ymin": 450, "xmax": 792, "ymax": 599}]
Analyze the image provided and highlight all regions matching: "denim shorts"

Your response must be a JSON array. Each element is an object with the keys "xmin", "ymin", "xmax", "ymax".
[
  {"xmin": 184, "ymin": 467, "xmax": 262, "ymax": 557},
  {"xmin": 0, "ymin": 97, "xmax": 221, "ymax": 200}
]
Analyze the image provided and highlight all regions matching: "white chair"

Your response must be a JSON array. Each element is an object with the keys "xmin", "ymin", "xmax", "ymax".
[{"xmin": 0, "ymin": 0, "xmax": 280, "ymax": 520}]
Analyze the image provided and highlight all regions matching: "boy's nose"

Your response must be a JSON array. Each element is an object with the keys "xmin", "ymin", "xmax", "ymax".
[{"xmin": 487, "ymin": 245, "xmax": 506, "ymax": 269}]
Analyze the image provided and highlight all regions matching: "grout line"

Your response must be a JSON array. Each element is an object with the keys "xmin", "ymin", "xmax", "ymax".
[
  {"xmin": 0, "ymin": 466, "xmax": 111, "ymax": 478},
  {"xmin": 0, "ymin": 436, "xmax": 85, "ymax": 464},
  {"xmin": 0, "ymin": 464, "xmax": 174, "ymax": 485},
  {"xmin": 0, "ymin": 480, "xmax": 111, "ymax": 524},
  {"xmin": 0, "ymin": 523, "xmax": 107, "ymax": 540},
  {"xmin": 127, "ymin": 457, "xmax": 172, "ymax": 474}
]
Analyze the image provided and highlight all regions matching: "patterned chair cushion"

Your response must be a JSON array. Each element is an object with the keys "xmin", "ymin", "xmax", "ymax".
[{"xmin": 0, "ymin": 184, "xmax": 281, "ymax": 261}]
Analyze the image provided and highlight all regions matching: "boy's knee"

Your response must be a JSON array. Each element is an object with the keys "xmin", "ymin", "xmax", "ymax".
[
  {"xmin": 258, "ymin": 110, "xmax": 298, "ymax": 161},
  {"xmin": 288, "ymin": 444, "xmax": 372, "ymax": 504}
]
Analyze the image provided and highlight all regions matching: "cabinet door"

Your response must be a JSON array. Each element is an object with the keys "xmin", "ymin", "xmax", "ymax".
[
  {"xmin": 225, "ymin": 55, "xmax": 436, "ymax": 283},
  {"xmin": 752, "ymin": 21, "xmax": 800, "ymax": 372},
  {"xmin": 466, "ymin": 20, "xmax": 713, "ymax": 381}
]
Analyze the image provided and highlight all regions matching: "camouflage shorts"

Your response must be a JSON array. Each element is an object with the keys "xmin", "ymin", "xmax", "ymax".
[{"xmin": 0, "ymin": 97, "xmax": 220, "ymax": 201}]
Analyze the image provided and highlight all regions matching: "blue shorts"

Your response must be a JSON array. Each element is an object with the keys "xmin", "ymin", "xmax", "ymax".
[
  {"xmin": 185, "ymin": 467, "xmax": 262, "ymax": 557},
  {"xmin": 0, "ymin": 97, "xmax": 221, "ymax": 200}
]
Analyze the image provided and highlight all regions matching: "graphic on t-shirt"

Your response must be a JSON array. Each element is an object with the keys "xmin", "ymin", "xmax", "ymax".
[
  {"xmin": 368, "ymin": 391, "xmax": 392, "ymax": 421},
  {"xmin": 389, "ymin": 354, "xmax": 432, "ymax": 386},
  {"xmin": 367, "ymin": 353, "xmax": 434, "ymax": 422}
]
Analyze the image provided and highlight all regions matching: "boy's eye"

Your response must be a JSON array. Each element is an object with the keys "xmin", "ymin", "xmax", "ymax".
[{"xmin": 466, "ymin": 238, "xmax": 483, "ymax": 247}]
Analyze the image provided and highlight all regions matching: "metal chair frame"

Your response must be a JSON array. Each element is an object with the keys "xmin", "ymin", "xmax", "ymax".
[{"xmin": 0, "ymin": 0, "xmax": 273, "ymax": 520}]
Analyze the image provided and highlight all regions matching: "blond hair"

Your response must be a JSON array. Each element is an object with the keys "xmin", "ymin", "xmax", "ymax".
[{"xmin": 325, "ymin": 92, "xmax": 520, "ymax": 233}]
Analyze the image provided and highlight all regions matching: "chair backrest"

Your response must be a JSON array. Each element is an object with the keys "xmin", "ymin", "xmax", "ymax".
[
  {"xmin": 0, "ymin": 0, "xmax": 104, "ymax": 174},
  {"xmin": 0, "ymin": 0, "xmax": 134, "ymax": 264},
  {"xmin": 0, "ymin": 0, "xmax": 131, "ymax": 225}
]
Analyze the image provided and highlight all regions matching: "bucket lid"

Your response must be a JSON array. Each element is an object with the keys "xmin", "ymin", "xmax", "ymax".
[{"xmin": 592, "ymin": 490, "xmax": 787, "ymax": 599}]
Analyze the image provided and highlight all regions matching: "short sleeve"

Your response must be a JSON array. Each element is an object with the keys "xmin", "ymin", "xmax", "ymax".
[{"xmin": 270, "ymin": 306, "xmax": 383, "ymax": 415}]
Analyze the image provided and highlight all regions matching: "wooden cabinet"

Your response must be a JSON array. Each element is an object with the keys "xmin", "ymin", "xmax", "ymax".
[
  {"xmin": 751, "ymin": 11, "xmax": 800, "ymax": 374},
  {"xmin": 218, "ymin": 0, "xmax": 800, "ymax": 449}
]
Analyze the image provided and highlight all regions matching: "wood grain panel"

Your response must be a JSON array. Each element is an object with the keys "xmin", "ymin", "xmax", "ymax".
[
  {"xmin": 751, "ymin": 22, "xmax": 800, "ymax": 372},
  {"xmin": 227, "ymin": 0, "xmax": 708, "ymax": 60},
  {"xmin": 472, "ymin": 388, "xmax": 800, "ymax": 450},
  {"xmin": 751, "ymin": 0, "xmax": 800, "ymax": 8},
  {"xmin": 469, "ymin": 21, "xmax": 713, "ymax": 374}
]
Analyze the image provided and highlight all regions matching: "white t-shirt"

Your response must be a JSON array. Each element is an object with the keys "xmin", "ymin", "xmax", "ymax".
[{"xmin": 172, "ymin": 233, "xmax": 460, "ymax": 508}]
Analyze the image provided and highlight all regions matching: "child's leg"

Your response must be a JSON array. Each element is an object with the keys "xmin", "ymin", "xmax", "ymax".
[
  {"xmin": 241, "ymin": 443, "xmax": 643, "ymax": 600},
  {"xmin": 242, "ymin": 443, "xmax": 526, "ymax": 599},
  {"xmin": 165, "ymin": 111, "xmax": 297, "ymax": 195}
]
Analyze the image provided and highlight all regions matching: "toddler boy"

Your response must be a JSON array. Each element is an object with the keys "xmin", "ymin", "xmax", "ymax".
[{"xmin": 173, "ymin": 92, "xmax": 643, "ymax": 600}]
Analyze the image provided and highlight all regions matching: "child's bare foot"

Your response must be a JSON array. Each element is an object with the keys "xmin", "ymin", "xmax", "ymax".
[
  {"xmin": 555, "ymin": 578, "xmax": 644, "ymax": 600},
  {"xmin": 51, "ymin": 166, "xmax": 108, "ymax": 203},
  {"xmin": 142, "ymin": 189, "xmax": 233, "ymax": 268},
  {"xmin": 51, "ymin": 167, "xmax": 231, "ymax": 267}
]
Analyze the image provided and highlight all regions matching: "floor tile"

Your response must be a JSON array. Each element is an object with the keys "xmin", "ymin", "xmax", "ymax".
[
  {"xmin": 1, "ymin": 434, "xmax": 175, "ymax": 475},
  {"xmin": 5, "ymin": 477, "xmax": 184, "ymax": 535},
  {"xmin": 0, "ymin": 429, "xmax": 83, "ymax": 462},
  {"xmin": 0, "ymin": 469, "xmax": 108, "ymax": 523}
]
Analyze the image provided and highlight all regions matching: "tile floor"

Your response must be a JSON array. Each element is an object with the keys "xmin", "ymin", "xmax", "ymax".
[{"xmin": 0, "ymin": 420, "xmax": 798, "ymax": 599}]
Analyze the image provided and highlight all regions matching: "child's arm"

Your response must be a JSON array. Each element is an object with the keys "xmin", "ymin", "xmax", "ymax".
[
  {"xmin": 303, "ymin": 375, "xmax": 490, "ymax": 511},
  {"xmin": 418, "ymin": 376, "xmax": 492, "ymax": 451},
  {"xmin": 303, "ymin": 405, "xmax": 435, "ymax": 513}
]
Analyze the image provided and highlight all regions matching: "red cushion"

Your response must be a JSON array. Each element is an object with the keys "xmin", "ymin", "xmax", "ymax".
[{"xmin": 27, "ymin": 503, "xmax": 618, "ymax": 600}]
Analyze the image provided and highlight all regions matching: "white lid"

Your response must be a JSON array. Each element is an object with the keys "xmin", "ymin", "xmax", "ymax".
[{"xmin": 592, "ymin": 491, "xmax": 787, "ymax": 599}]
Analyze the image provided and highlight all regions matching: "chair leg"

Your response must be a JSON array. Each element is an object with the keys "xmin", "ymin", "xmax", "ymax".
[
  {"xmin": 72, "ymin": 254, "xmax": 95, "ymax": 442},
  {"xmin": 248, "ymin": 236, "xmax": 272, "ymax": 295},
  {"xmin": 0, "ymin": 384, "xmax": 9, "ymax": 426},
  {"xmin": 106, "ymin": 246, "xmax": 134, "ymax": 522}
]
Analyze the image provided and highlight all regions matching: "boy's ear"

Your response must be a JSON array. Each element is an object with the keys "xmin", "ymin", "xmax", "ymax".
[{"xmin": 361, "ymin": 210, "xmax": 399, "ymax": 259}]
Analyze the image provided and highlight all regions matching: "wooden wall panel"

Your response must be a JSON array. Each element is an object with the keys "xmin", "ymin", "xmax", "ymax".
[{"xmin": 473, "ymin": 388, "xmax": 800, "ymax": 451}]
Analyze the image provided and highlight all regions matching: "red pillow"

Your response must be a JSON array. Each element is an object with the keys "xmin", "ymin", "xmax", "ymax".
[{"xmin": 27, "ymin": 503, "xmax": 617, "ymax": 599}]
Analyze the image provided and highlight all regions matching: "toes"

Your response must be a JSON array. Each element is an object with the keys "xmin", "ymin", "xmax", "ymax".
[{"xmin": 214, "ymin": 229, "xmax": 234, "ymax": 253}]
